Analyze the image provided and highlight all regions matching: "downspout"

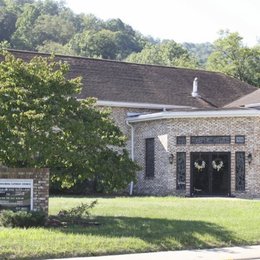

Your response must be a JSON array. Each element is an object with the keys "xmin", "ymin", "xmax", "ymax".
[{"xmin": 126, "ymin": 119, "xmax": 134, "ymax": 195}]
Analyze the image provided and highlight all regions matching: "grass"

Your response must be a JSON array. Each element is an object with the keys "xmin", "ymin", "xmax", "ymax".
[{"xmin": 0, "ymin": 196, "xmax": 260, "ymax": 259}]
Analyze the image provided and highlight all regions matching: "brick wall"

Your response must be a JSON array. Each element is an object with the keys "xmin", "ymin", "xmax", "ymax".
[
  {"xmin": 0, "ymin": 168, "xmax": 49, "ymax": 214},
  {"xmin": 132, "ymin": 116, "xmax": 260, "ymax": 198},
  {"xmin": 100, "ymin": 106, "xmax": 162, "ymax": 151},
  {"xmin": 98, "ymin": 106, "xmax": 163, "ymax": 194}
]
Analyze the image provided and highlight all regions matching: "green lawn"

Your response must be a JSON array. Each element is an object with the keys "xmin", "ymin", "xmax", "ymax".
[{"xmin": 0, "ymin": 196, "xmax": 260, "ymax": 259}]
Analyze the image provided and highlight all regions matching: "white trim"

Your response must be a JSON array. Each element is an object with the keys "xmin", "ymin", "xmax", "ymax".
[
  {"xmin": 126, "ymin": 120, "xmax": 134, "ymax": 196},
  {"xmin": 0, "ymin": 179, "xmax": 33, "ymax": 210},
  {"xmin": 96, "ymin": 100, "xmax": 193, "ymax": 109},
  {"xmin": 127, "ymin": 109, "xmax": 260, "ymax": 123},
  {"xmin": 245, "ymin": 103, "xmax": 260, "ymax": 108},
  {"xmin": 126, "ymin": 122, "xmax": 135, "ymax": 161}
]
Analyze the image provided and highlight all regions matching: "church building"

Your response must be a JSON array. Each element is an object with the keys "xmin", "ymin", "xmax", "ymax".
[{"xmin": 6, "ymin": 50, "xmax": 260, "ymax": 198}]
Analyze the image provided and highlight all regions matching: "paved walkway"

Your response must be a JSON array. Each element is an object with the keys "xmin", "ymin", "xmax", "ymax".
[{"xmin": 48, "ymin": 245, "xmax": 260, "ymax": 260}]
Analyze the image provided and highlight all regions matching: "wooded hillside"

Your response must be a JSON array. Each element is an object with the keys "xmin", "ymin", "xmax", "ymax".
[{"xmin": 0, "ymin": 0, "xmax": 259, "ymax": 86}]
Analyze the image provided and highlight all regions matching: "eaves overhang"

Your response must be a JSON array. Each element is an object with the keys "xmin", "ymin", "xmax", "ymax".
[
  {"xmin": 126, "ymin": 109, "xmax": 260, "ymax": 123},
  {"xmin": 77, "ymin": 99, "xmax": 194, "ymax": 110},
  {"xmin": 96, "ymin": 100, "xmax": 193, "ymax": 110}
]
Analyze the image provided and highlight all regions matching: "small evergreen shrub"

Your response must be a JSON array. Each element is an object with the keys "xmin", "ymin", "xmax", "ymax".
[{"xmin": 0, "ymin": 210, "xmax": 46, "ymax": 228}]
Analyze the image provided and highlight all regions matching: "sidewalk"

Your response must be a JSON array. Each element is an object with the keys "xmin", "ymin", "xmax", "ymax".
[{"xmin": 48, "ymin": 245, "xmax": 260, "ymax": 260}]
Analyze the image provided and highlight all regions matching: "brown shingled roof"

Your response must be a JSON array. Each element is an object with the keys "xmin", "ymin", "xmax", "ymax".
[
  {"xmin": 1, "ymin": 49, "xmax": 257, "ymax": 108},
  {"xmin": 225, "ymin": 89, "xmax": 260, "ymax": 108}
]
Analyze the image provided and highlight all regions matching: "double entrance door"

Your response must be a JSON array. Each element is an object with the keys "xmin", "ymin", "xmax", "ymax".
[{"xmin": 190, "ymin": 152, "xmax": 230, "ymax": 196}]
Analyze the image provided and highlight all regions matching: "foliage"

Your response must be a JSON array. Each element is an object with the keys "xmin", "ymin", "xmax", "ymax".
[
  {"xmin": 69, "ymin": 29, "xmax": 118, "ymax": 59},
  {"xmin": 206, "ymin": 31, "xmax": 260, "ymax": 86},
  {"xmin": 68, "ymin": 20, "xmax": 143, "ymax": 60},
  {"xmin": 126, "ymin": 40, "xmax": 198, "ymax": 68},
  {"xmin": 0, "ymin": 40, "xmax": 11, "ymax": 49},
  {"xmin": 0, "ymin": 8, "xmax": 17, "ymax": 42},
  {"xmin": 0, "ymin": 51, "xmax": 138, "ymax": 191},
  {"xmin": 183, "ymin": 42, "xmax": 214, "ymax": 67},
  {"xmin": 36, "ymin": 40, "xmax": 76, "ymax": 55},
  {"xmin": 0, "ymin": 210, "xmax": 46, "ymax": 227},
  {"xmin": 31, "ymin": 14, "xmax": 77, "ymax": 46},
  {"xmin": 0, "ymin": 0, "xmax": 197, "ymax": 67},
  {"xmin": 6, "ymin": 0, "xmax": 257, "ymax": 77},
  {"xmin": 0, "ymin": 0, "xmax": 145, "ymax": 60},
  {"xmin": 11, "ymin": 2, "xmax": 42, "ymax": 49},
  {"xmin": 1, "ymin": 0, "xmax": 258, "ymax": 85},
  {"xmin": 58, "ymin": 200, "xmax": 97, "ymax": 220},
  {"xmin": 82, "ymin": 13, "xmax": 104, "ymax": 31}
]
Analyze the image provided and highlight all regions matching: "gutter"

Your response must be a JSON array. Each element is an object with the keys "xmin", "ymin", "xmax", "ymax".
[
  {"xmin": 245, "ymin": 103, "xmax": 260, "ymax": 108},
  {"xmin": 127, "ymin": 109, "xmax": 260, "ymax": 123},
  {"xmin": 126, "ymin": 119, "xmax": 134, "ymax": 196},
  {"xmin": 96, "ymin": 100, "xmax": 193, "ymax": 110}
]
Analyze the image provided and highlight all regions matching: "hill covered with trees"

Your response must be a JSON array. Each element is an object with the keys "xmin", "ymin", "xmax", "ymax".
[{"xmin": 0, "ymin": 0, "xmax": 259, "ymax": 86}]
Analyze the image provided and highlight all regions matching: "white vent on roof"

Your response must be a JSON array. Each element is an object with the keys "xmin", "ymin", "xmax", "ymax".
[{"xmin": 192, "ymin": 77, "xmax": 200, "ymax": 97}]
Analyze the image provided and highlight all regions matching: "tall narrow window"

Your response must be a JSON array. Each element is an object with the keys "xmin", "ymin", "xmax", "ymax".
[
  {"xmin": 145, "ymin": 138, "xmax": 155, "ymax": 177},
  {"xmin": 176, "ymin": 152, "xmax": 186, "ymax": 190},
  {"xmin": 235, "ymin": 152, "xmax": 245, "ymax": 191}
]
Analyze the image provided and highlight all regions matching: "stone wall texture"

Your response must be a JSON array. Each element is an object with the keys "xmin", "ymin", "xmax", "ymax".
[
  {"xmin": 0, "ymin": 168, "xmax": 49, "ymax": 214},
  {"xmin": 131, "ymin": 116, "xmax": 260, "ymax": 198}
]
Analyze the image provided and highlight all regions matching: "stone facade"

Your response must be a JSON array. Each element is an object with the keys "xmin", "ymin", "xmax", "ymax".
[
  {"xmin": 0, "ymin": 168, "xmax": 49, "ymax": 214},
  {"xmin": 131, "ymin": 116, "xmax": 260, "ymax": 198}
]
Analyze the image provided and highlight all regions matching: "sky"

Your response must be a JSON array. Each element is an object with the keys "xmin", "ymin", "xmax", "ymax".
[{"xmin": 63, "ymin": 0, "xmax": 259, "ymax": 46}]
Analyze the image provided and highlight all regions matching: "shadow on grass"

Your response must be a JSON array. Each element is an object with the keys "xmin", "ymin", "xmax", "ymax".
[
  {"xmin": 59, "ymin": 216, "xmax": 244, "ymax": 250},
  {"xmin": 50, "ymin": 194, "xmax": 118, "ymax": 199},
  {"xmin": 0, "ymin": 216, "xmax": 246, "ymax": 260}
]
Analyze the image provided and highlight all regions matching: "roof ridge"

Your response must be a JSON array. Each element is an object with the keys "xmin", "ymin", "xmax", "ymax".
[{"xmin": 5, "ymin": 48, "xmax": 234, "ymax": 77}]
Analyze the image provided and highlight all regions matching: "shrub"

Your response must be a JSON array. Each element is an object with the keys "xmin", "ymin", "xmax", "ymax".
[
  {"xmin": 0, "ymin": 210, "xmax": 46, "ymax": 228},
  {"xmin": 57, "ymin": 200, "xmax": 97, "ymax": 222}
]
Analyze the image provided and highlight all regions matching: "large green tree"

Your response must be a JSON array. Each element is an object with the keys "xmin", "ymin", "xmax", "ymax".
[
  {"xmin": 31, "ymin": 14, "xmax": 77, "ymax": 46},
  {"xmin": 182, "ymin": 42, "xmax": 214, "ymax": 67},
  {"xmin": 68, "ymin": 18, "xmax": 144, "ymax": 60},
  {"xmin": 0, "ymin": 9, "xmax": 17, "ymax": 42},
  {"xmin": 11, "ymin": 0, "xmax": 74, "ymax": 50},
  {"xmin": 11, "ymin": 3, "xmax": 41, "ymax": 49},
  {"xmin": 206, "ymin": 31, "xmax": 260, "ymax": 86},
  {"xmin": 126, "ymin": 40, "xmax": 198, "ymax": 68},
  {"xmin": 0, "ymin": 51, "xmax": 138, "ymax": 192},
  {"xmin": 36, "ymin": 40, "xmax": 76, "ymax": 55},
  {"xmin": 69, "ymin": 29, "xmax": 118, "ymax": 59}
]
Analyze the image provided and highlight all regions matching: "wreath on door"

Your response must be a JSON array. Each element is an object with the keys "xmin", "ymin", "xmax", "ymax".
[
  {"xmin": 212, "ymin": 158, "xmax": 224, "ymax": 172},
  {"xmin": 194, "ymin": 159, "xmax": 206, "ymax": 172}
]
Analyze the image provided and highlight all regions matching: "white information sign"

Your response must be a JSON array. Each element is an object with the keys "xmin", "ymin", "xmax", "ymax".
[{"xmin": 0, "ymin": 179, "xmax": 33, "ymax": 211}]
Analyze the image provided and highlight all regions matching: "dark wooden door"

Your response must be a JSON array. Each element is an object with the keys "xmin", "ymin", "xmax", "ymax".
[{"xmin": 190, "ymin": 152, "xmax": 230, "ymax": 196}]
